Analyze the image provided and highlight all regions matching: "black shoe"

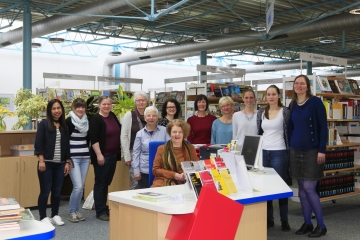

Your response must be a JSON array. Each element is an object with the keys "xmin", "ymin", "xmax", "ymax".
[
  {"xmin": 308, "ymin": 226, "xmax": 327, "ymax": 238},
  {"xmin": 96, "ymin": 214, "xmax": 109, "ymax": 221},
  {"xmin": 267, "ymin": 219, "xmax": 274, "ymax": 228},
  {"xmin": 295, "ymin": 222, "xmax": 314, "ymax": 235},
  {"xmin": 281, "ymin": 221, "xmax": 291, "ymax": 232}
]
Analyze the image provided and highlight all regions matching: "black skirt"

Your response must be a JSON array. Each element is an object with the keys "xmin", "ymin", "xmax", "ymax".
[{"xmin": 289, "ymin": 148, "xmax": 324, "ymax": 181}]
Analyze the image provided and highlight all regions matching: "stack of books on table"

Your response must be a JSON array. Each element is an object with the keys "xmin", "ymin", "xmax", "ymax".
[{"xmin": 0, "ymin": 197, "xmax": 23, "ymax": 231}]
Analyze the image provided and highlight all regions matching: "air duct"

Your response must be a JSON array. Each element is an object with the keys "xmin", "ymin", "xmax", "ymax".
[
  {"xmin": 0, "ymin": 0, "xmax": 150, "ymax": 48},
  {"xmin": 104, "ymin": 12, "xmax": 360, "ymax": 76}
]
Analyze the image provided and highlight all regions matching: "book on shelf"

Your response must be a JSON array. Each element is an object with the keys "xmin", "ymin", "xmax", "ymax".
[
  {"xmin": 133, "ymin": 192, "xmax": 170, "ymax": 202},
  {"xmin": 168, "ymin": 91, "xmax": 178, "ymax": 100},
  {"xmin": 219, "ymin": 168, "xmax": 238, "ymax": 194},
  {"xmin": 339, "ymin": 99, "xmax": 354, "ymax": 119},
  {"xmin": 175, "ymin": 91, "xmax": 185, "ymax": 102},
  {"xmin": 232, "ymin": 85, "xmax": 242, "ymax": 99},
  {"xmin": 332, "ymin": 103, "xmax": 343, "ymax": 120},
  {"xmin": 102, "ymin": 90, "xmax": 111, "ymax": 97},
  {"xmin": 83, "ymin": 90, "xmax": 91, "ymax": 97},
  {"xmin": 162, "ymin": 92, "xmax": 171, "ymax": 102},
  {"xmin": 348, "ymin": 79, "xmax": 360, "ymax": 95},
  {"xmin": 214, "ymin": 157, "xmax": 227, "ymax": 169},
  {"xmin": 210, "ymin": 169, "xmax": 230, "ymax": 196},
  {"xmin": 328, "ymin": 80, "xmax": 340, "ymax": 94},
  {"xmin": 55, "ymin": 89, "xmax": 65, "ymax": 101},
  {"xmin": 213, "ymin": 87, "xmax": 222, "ymax": 98},
  {"xmin": 72, "ymin": 89, "xmax": 82, "ymax": 97},
  {"xmin": 322, "ymin": 100, "xmax": 332, "ymax": 119},
  {"xmin": 181, "ymin": 161, "xmax": 206, "ymax": 172},
  {"xmin": 65, "ymin": 89, "xmax": 74, "ymax": 101},
  {"xmin": 335, "ymin": 80, "xmax": 353, "ymax": 94},
  {"xmin": 91, "ymin": 90, "xmax": 100, "ymax": 96},
  {"xmin": 220, "ymin": 86, "xmax": 230, "ymax": 97},
  {"xmin": 187, "ymin": 172, "xmax": 203, "ymax": 198},
  {"xmin": 109, "ymin": 91, "xmax": 118, "ymax": 102},
  {"xmin": 0, "ymin": 198, "xmax": 21, "ymax": 211},
  {"xmin": 316, "ymin": 76, "xmax": 333, "ymax": 93},
  {"xmin": 203, "ymin": 159, "xmax": 216, "ymax": 170},
  {"xmin": 156, "ymin": 92, "xmax": 165, "ymax": 102},
  {"xmin": 198, "ymin": 171, "xmax": 217, "ymax": 192}
]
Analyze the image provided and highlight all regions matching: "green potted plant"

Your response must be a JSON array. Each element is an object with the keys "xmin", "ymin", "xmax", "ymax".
[
  {"xmin": 112, "ymin": 85, "xmax": 136, "ymax": 119},
  {"xmin": 12, "ymin": 88, "xmax": 48, "ymax": 130}
]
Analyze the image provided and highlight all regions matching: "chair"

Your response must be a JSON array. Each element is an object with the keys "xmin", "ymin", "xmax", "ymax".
[{"xmin": 148, "ymin": 141, "xmax": 166, "ymax": 187}]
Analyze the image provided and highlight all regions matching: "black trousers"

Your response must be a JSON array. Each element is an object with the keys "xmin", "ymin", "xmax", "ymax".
[
  {"xmin": 138, "ymin": 173, "xmax": 149, "ymax": 189},
  {"xmin": 93, "ymin": 154, "xmax": 117, "ymax": 217}
]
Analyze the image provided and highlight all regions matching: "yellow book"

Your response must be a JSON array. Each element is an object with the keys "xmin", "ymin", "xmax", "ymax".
[
  {"xmin": 332, "ymin": 103, "xmax": 342, "ymax": 120},
  {"xmin": 211, "ymin": 169, "xmax": 230, "ymax": 196},
  {"xmin": 220, "ymin": 168, "xmax": 238, "ymax": 194}
]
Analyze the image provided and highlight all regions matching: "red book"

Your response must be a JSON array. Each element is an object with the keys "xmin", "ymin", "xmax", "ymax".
[{"xmin": 198, "ymin": 171, "xmax": 217, "ymax": 192}]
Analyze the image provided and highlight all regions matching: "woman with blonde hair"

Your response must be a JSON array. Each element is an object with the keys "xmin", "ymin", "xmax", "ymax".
[
  {"xmin": 151, "ymin": 119, "xmax": 199, "ymax": 187},
  {"xmin": 211, "ymin": 96, "xmax": 234, "ymax": 144}
]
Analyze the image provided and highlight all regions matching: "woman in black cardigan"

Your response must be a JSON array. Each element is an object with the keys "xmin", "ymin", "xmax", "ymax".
[
  {"xmin": 35, "ymin": 99, "xmax": 71, "ymax": 226},
  {"xmin": 88, "ymin": 96, "xmax": 121, "ymax": 221}
]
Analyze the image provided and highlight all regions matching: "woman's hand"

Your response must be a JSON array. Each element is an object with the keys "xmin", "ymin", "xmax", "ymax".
[
  {"xmin": 175, "ymin": 173, "xmax": 185, "ymax": 181},
  {"xmin": 64, "ymin": 162, "xmax": 71, "ymax": 176},
  {"xmin": 317, "ymin": 153, "xmax": 325, "ymax": 164},
  {"xmin": 38, "ymin": 161, "xmax": 46, "ymax": 172},
  {"xmin": 134, "ymin": 174, "xmax": 141, "ymax": 181},
  {"xmin": 125, "ymin": 160, "xmax": 132, "ymax": 166},
  {"xmin": 97, "ymin": 153, "xmax": 105, "ymax": 166}
]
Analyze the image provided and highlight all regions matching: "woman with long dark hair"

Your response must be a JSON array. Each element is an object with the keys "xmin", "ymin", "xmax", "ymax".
[
  {"xmin": 35, "ymin": 99, "xmax": 71, "ymax": 226},
  {"xmin": 158, "ymin": 98, "xmax": 181, "ymax": 127},
  {"xmin": 257, "ymin": 85, "xmax": 290, "ymax": 231},
  {"xmin": 288, "ymin": 75, "xmax": 328, "ymax": 237}
]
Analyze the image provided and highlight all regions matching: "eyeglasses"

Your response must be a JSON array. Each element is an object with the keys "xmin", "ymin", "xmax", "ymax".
[
  {"xmin": 166, "ymin": 106, "xmax": 176, "ymax": 109},
  {"xmin": 135, "ymin": 99, "xmax": 147, "ymax": 103}
]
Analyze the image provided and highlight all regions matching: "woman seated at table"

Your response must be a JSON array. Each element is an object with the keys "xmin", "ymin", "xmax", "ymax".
[
  {"xmin": 132, "ymin": 106, "xmax": 170, "ymax": 189},
  {"xmin": 151, "ymin": 119, "xmax": 199, "ymax": 187}
]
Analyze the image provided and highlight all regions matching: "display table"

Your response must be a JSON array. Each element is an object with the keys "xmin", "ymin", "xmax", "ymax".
[
  {"xmin": 1, "ymin": 220, "xmax": 55, "ymax": 240},
  {"xmin": 108, "ymin": 167, "xmax": 293, "ymax": 240}
]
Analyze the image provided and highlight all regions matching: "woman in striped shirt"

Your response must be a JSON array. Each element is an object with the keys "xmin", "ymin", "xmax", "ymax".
[{"xmin": 66, "ymin": 98, "xmax": 90, "ymax": 223}]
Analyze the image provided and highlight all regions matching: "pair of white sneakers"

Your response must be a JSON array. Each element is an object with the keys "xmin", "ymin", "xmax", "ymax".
[{"xmin": 41, "ymin": 215, "xmax": 64, "ymax": 226}]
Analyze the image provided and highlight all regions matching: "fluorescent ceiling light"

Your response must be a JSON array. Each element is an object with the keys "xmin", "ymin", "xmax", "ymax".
[
  {"xmin": 206, "ymin": 55, "xmax": 213, "ymax": 59},
  {"xmin": 319, "ymin": 37, "xmax": 336, "ymax": 44},
  {"xmin": 261, "ymin": 45, "xmax": 276, "ymax": 52},
  {"xmin": 31, "ymin": 43, "xmax": 42, "ymax": 48},
  {"xmin": 49, "ymin": 37, "xmax": 65, "ymax": 43},
  {"xmin": 156, "ymin": 4, "xmax": 179, "ymax": 14},
  {"xmin": 250, "ymin": 23, "xmax": 266, "ymax": 32},
  {"xmin": 194, "ymin": 35, "xmax": 210, "ymax": 43},
  {"xmin": 134, "ymin": 47, "xmax": 147, "ymax": 52},
  {"xmin": 254, "ymin": 61, "xmax": 264, "ymax": 65},
  {"xmin": 103, "ymin": 22, "xmax": 122, "ymax": 30},
  {"xmin": 108, "ymin": 51, "xmax": 122, "ymax": 56},
  {"xmin": 173, "ymin": 58, "xmax": 185, "ymax": 62},
  {"xmin": 227, "ymin": 64, "xmax": 237, "ymax": 67},
  {"xmin": 349, "ymin": 5, "xmax": 360, "ymax": 14}
]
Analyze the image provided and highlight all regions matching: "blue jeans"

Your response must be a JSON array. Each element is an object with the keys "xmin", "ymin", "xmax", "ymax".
[
  {"xmin": 263, "ymin": 149, "xmax": 289, "ymax": 222},
  {"xmin": 69, "ymin": 158, "xmax": 90, "ymax": 213},
  {"xmin": 38, "ymin": 161, "xmax": 65, "ymax": 220},
  {"xmin": 93, "ymin": 154, "xmax": 117, "ymax": 217}
]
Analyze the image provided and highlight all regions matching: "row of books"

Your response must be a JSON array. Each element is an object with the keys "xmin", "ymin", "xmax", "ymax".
[
  {"xmin": 317, "ymin": 76, "xmax": 360, "ymax": 95},
  {"xmin": 0, "ymin": 197, "xmax": 34, "ymax": 231},
  {"xmin": 207, "ymin": 84, "xmax": 252, "ymax": 99},
  {"xmin": 323, "ymin": 99, "xmax": 360, "ymax": 119},
  {"xmin": 327, "ymin": 128, "xmax": 342, "ymax": 146},
  {"xmin": 324, "ymin": 149, "xmax": 354, "ymax": 170},
  {"xmin": 52, "ymin": 89, "xmax": 100, "ymax": 102},
  {"xmin": 316, "ymin": 174, "xmax": 354, "ymax": 198},
  {"xmin": 156, "ymin": 91, "xmax": 185, "ymax": 103},
  {"xmin": 182, "ymin": 157, "xmax": 238, "ymax": 198}
]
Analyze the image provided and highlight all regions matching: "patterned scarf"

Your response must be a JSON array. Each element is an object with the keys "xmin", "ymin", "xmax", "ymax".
[
  {"xmin": 162, "ymin": 140, "xmax": 192, "ymax": 186},
  {"xmin": 69, "ymin": 111, "xmax": 89, "ymax": 133}
]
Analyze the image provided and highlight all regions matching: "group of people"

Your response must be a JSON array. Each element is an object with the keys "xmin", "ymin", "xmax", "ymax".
[{"xmin": 33, "ymin": 74, "xmax": 328, "ymax": 238}]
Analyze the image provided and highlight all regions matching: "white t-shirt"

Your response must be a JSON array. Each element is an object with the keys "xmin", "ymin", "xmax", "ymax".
[
  {"xmin": 232, "ymin": 111, "xmax": 257, "ymax": 145},
  {"xmin": 261, "ymin": 110, "xmax": 286, "ymax": 150}
]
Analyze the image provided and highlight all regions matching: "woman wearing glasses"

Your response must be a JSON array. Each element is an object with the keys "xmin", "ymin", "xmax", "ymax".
[
  {"xmin": 158, "ymin": 99, "xmax": 181, "ymax": 127},
  {"xmin": 121, "ymin": 91, "xmax": 148, "ymax": 190}
]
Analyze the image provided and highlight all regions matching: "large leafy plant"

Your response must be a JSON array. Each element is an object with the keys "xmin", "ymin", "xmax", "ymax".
[
  {"xmin": 12, "ymin": 88, "xmax": 48, "ymax": 130},
  {"xmin": 112, "ymin": 85, "xmax": 135, "ymax": 118}
]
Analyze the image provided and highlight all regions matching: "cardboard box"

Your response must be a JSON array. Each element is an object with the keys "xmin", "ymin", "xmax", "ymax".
[{"xmin": 10, "ymin": 145, "xmax": 34, "ymax": 156}]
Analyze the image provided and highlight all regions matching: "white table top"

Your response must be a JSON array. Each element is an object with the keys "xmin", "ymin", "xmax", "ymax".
[
  {"xmin": 2, "ymin": 220, "xmax": 55, "ymax": 240},
  {"xmin": 108, "ymin": 167, "xmax": 293, "ymax": 215}
]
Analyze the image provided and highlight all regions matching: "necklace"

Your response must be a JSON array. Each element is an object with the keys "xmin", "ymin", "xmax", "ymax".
[
  {"xmin": 244, "ymin": 110, "xmax": 255, "ymax": 121},
  {"xmin": 297, "ymin": 97, "xmax": 309, "ymax": 106}
]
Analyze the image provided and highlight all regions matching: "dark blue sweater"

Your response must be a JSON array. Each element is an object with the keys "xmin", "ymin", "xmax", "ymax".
[{"xmin": 288, "ymin": 97, "xmax": 328, "ymax": 153}]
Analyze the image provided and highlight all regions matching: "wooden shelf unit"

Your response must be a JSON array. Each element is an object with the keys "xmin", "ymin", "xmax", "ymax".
[{"xmin": 324, "ymin": 165, "xmax": 360, "ymax": 174}]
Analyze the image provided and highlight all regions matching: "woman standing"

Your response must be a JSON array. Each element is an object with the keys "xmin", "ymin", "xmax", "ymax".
[
  {"xmin": 158, "ymin": 98, "xmax": 181, "ymax": 127},
  {"xmin": 233, "ymin": 89, "xmax": 258, "ymax": 146},
  {"xmin": 132, "ymin": 106, "xmax": 170, "ymax": 188},
  {"xmin": 211, "ymin": 96, "xmax": 234, "ymax": 144},
  {"xmin": 151, "ymin": 119, "xmax": 199, "ymax": 187},
  {"xmin": 35, "ymin": 99, "xmax": 71, "ymax": 226},
  {"xmin": 66, "ymin": 98, "xmax": 90, "ymax": 223},
  {"xmin": 288, "ymin": 75, "xmax": 328, "ymax": 237},
  {"xmin": 187, "ymin": 94, "xmax": 217, "ymax": 144},
  {"xmin": 89, "ymin": 96, "xmax": 121, "ymax": 221},
  {"xmin": 256, "ymin": 85, "xmax": 290, "ymax": 231},
  {"xmin": 121, "ymin": 91, "xmax": 148, "ymax": 190}
]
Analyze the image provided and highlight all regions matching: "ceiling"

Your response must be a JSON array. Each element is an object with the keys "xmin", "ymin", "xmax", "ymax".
[{"xmin": 0, "ymin": 0, "xmax": 360, "ymax": 67}]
